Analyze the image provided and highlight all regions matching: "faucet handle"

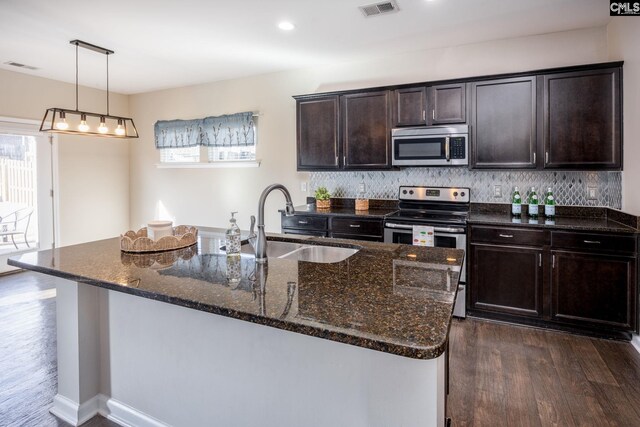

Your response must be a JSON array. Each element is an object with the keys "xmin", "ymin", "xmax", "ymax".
[{"xmin": 249, "ymin": 215, "xmax": 256, "ymax": 237}]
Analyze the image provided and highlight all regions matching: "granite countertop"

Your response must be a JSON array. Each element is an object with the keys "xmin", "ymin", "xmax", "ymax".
[
  {"xmin": 8, "ymin": 227, "xmax": 463, "ymax": 360},
  {"xmin": 467, "ymin": 212, "xmax": 638, "ymax": 234},
  {"xmin": 289, "ymin": 204, "xmax": 398, "ymax": 218}
]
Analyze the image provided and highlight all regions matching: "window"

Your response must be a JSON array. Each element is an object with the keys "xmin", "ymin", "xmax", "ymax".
[
  {"xmin": 159, "ymin": 146, "xmax": 200, "ymax": 163},
  {"xmin": 155, "ymin": 112, "xmax": 257, "ymax": 166}
]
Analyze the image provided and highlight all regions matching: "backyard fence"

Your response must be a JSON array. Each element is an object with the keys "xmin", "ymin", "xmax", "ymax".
[{"xmin": 0, "ymin": 153, "xmax": 36, "ymax": 207}]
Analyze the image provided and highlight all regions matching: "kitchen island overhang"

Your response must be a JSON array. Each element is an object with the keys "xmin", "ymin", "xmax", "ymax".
[{"xmin": 9, "ymin": 229, "xmax": 463, "ymax": 427}]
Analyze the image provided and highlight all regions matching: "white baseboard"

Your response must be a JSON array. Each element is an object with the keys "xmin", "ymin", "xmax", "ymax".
[
  {"xmin": 632, "ymin": 334, "xmax": 640, "ymax": 355},
  {"xmin": 50, "ymin": 393, "xmax": 168, "ymax": 427},
  {"xmin": 50, "ymin": 394, "xmax": 100, "ymax": 426},
  {"xmin": 98, "ymin": 395, "xmax": 169, "ymax": 427}
]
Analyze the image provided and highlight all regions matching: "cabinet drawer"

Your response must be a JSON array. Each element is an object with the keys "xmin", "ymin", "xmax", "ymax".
[
  {"xmin": 330, "ymin": 233, "xmax": 383, "ymax": 242},
  {"xmin": 470, "ymin": 226, "xmax": 549, "ymax": 246},
  {"xmin": 281, "ymin": 215, "xmax": 328, "ymax": 231},
  {"xmin": 331, "ymin": 218, "xmax": 383, "ymax": 236},
  {"xmin": 552, "ymin": 232, "xmax": 636, "ymax": 254}
]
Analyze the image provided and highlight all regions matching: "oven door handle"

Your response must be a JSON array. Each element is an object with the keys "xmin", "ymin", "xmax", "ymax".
[{"xmin": 385, "ymin": 223, "xmax": 466, "ymax": 233}]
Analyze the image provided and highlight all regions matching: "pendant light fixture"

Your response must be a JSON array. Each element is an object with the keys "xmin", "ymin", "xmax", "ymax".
[{"xmin": 39, "ymin": 40, "xmax": 138, "ymax": 139}]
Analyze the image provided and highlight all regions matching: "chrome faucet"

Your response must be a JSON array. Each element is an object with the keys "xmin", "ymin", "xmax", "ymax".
[{"xmin": 255, "ymin": 184, "xmax": 295, "ymax": 263}]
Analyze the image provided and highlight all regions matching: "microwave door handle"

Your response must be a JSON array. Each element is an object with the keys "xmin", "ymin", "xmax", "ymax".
[{"xmin": 445, "ymin": 136, "xmax": 450, "ymax": 162}]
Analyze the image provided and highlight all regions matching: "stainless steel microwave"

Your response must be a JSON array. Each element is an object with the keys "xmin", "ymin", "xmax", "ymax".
[{"xmin": 391, "ymin": 125, "xmax": 469, "ymax": 166}]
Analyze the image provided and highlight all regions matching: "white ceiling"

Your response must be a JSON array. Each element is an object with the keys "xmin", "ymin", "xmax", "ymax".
[{"xmin": 0, "ymin": 0, "xmax": 610, "ymax": 94}]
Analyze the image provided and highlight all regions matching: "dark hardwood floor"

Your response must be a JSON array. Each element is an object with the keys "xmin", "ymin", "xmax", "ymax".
[
  {"xmin": 447, "ymin": 317, "xmax": 640, "ymax": 426},
  {"xmin": 2, "ymin": 271, "xmax": 640, "ymax": 426},
  {"xmin": 0, "ymin": 272, "xmax": 117, "ymax": 427}
]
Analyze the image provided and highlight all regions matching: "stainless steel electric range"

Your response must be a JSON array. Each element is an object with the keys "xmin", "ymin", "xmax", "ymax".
[{"xmin": 384, "ymin": 186, "xmax": 469, "ymax": 318}]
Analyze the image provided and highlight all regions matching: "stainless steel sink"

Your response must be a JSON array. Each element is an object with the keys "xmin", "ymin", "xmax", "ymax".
[
  {"xmin": 278, "ymin": 245, "xmax": 359, "ymax": 263},
  {"xmin": 237, "ymin": 240, "xmax": 308, "ymax": 258},
  {"xmin": 231, "ymin": 240, "xmax": 359, "ymax": 263}
]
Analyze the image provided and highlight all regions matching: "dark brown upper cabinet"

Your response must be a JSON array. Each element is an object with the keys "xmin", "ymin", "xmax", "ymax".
[
  {"xmin": 470, "ymin": 76, "xmax": 537, "ymax": 169},
  {"xmin": 427, "ymin": 83, "xmax": 466, "ymax": 125},
  {"xmin": 392, "ymin": 87, "xmax": 427, "ymax": 127},
  {"xmin": 542, "ymin": 68, "xmax": 622, "ymax": 170},
  {"xmin": 342, "ymin": 91, "xmax": 391, "ymax": 169},
  {"xmin": 296, "ymin": 96, "xmax": 340, "ymax": 170}
]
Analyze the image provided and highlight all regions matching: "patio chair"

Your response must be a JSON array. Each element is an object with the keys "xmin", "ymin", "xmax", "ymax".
[{"xmin": 0, "ymin": 207, "xmax": 33, "ymax": 249}]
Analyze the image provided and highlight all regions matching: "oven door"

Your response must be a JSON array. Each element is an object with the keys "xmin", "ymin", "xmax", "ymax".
[{"xmin": 384, "ymin": 222, "xmax": 467, "ymax": 317}]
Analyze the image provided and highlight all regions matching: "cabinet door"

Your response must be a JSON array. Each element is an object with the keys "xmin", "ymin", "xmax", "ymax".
[
  {"xmin": 427, "ymin": 83, "xmax": 466, "ymax": 125},
  {"xmin": 392, "ymin": 87, "xmax": 426, "ymax": 127},
  {"xmin": 470, "ymin": 244, "xmax": 543, "ymax": 317},
  {"xmin": 543, "ymin": 68, "xmax": 621, "ymax": 170},
  {"xmin": 296, "ymin": 96, "xmax": 340, "ymax": 170},
  {"xmin": 470, "ymin": 77, "xmax": 537, "ymax": 169},
  {"xmin": 551, "ymin": 250, "xmax": 636, "ymax": 330},
  {"xmin": 342, "ymin": 91, "xmax": 391, "ymax": 169}
]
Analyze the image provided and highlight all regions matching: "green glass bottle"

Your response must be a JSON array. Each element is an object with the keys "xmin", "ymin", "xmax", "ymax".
[
  {"xmin": 511, "ymin": 186, "xmax": 522, "ymax": 217},
  {"xmin": 528, "ymin": 187, "xmax": 539, "ymax": 218},
  {"xmin": 544, "ymin": 187, "xmax": 556, "ymax": 218}
]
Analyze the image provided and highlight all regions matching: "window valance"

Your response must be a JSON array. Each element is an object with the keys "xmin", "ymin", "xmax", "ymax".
[{"xmin": 154, "ymin": 112, "xmax": 255, "ymax": 149}]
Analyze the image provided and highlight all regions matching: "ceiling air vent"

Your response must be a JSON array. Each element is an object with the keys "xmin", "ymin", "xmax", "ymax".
[
  {"xmin": 4, "ymin": 61, "xmax": 38, "ymax": 70},
  {"xmin": 359, "ymin": 1, "xmax": 399, "ymax": 17}
]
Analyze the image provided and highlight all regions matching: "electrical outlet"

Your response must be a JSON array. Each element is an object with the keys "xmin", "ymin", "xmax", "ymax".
[
  {"xmin": 358, "ymin": 182, "xmax": 366, "ymax": 193},
  {"xmin": 587, "ymin": 186, "xmax": 597, "ymax": 200},
  {"xmin": 493, "ymin": 185, "xmax": 502, "ymax": 198},
  {"xmin": 300, "ymin": 182, "xmax": 308, "ymax": 192}
]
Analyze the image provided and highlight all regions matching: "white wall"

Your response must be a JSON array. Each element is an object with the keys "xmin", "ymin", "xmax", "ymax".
[
  {"xmin": 129, "ymin": 27, "xmax": 609, "ymax": 232},
  {"xmin": 0, "ymin": 69, "xmax": 130, "ymax": 246},
  {"xmin": 608, "ymin": 18, "xmax": 640, "ymax": 215}
]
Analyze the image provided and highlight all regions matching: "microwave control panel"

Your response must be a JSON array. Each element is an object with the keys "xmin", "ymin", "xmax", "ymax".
[{"xmin": 450, "ymin": 137, "xmax": 466, "ymax": 159}]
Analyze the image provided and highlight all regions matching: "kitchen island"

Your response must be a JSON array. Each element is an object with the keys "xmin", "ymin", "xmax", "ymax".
[{"xmin": 9, "ymin": 227, "xmax": 463, "ymax": 427}]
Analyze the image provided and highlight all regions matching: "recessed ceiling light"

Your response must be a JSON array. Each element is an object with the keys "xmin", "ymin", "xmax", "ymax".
[{"xmin": 278, "ymin": 21, "xmax": 295, "ymax": 31}]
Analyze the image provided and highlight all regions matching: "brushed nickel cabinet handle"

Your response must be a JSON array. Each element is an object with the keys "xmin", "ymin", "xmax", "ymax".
[
  {"xmin": 583, "ymin": 240, "xmax": 601, "ymax": 244},
  {"xmin": 298, "ymin": 220, "xmax": 308, "ymax": 225},
  {"xmin": 552, "ymin": 255, "xmax": 556, "ymax": 268},
  {"xmin": 539, "ymin": 253, "xmax": 542, "ymax": 267},
  {"xmin": 349, "ymin": 224, "xmax": 361, "ymax": 228},
  {"xmin": 335, "ymin": 156, "xmax": 338, "ymax": 165},
  {"xmin": 432, "ymin": 110, "xmax": 436, "ymax": 120},
  {"xmin": 545, "ymin": 151, "xmax": 549, "ymax": 163},
  {"xmin": 533, "ymin": 152, "xmax": 536, "ymax": 164},
  {"xmin": 423, "ymin": 110, "xmax": 426, "ymax": 121},
  {"xmin": 499, "ymin": 234, "xmax": 514, "ymax": 238}
]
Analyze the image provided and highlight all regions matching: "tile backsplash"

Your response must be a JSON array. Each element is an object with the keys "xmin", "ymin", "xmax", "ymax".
[{"xmin": 309, "ymin": 169, "xmax": 622, "ymax": 209}]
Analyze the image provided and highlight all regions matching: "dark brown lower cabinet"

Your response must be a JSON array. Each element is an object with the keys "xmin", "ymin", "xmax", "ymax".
[
  {"xmin": 471, "ymin": 244, "xmax": 543, "ymax": 317},
  {"xmin": 551, "ymin": 250, "xmax": 636, "ymax": 330},
  {"xmin": 468, "ymin": 224, "xmax": 637, "ymax": 339}
]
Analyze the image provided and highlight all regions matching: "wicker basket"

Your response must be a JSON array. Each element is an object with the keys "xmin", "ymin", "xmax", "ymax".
[
  {"xmin": 120, "ymin": 225, "xmax": 198, "ymax": 253},
  {"xmin": 316, "ymin": 199, "xmax": 331, "ymax": 209}
]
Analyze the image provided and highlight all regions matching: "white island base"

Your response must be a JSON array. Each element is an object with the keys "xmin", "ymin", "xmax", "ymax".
[{"xmin": 52, "ymin": 279, "xmax": 446, "ymax": 427}]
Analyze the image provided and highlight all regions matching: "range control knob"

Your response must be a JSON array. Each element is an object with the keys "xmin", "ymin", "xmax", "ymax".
[
  {"xmin": 453, "ymin": 191, "xmax": 458, "ymax": 197},
  {"xmin": 461, "ymin": 192, "xmax": 466, "ymax": 197},
  {"xmin": 409, "ymin": 190, "xmax": 414, "ymax": 195},
  {"xmin": 402, "ymin": 190, "xmax": 407, "ymax": 195}
]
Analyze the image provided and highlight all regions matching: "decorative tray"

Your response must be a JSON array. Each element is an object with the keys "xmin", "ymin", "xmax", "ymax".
[{"xmin": 120, "ymin": 225, "xmax": 198, "ymax": 253}]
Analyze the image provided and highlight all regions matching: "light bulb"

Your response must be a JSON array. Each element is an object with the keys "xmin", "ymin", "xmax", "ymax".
[
  {"xmin": 55, "ymin": 118, "xmax": 69, "ymax": 130},
  {"xmin": 115, "ymin": 119, "xmax": 126, "ymax": 136},
  {"xmin": 55, "ymin": 111, "xmax": 69, "ymax": 130},
  {"xmin": 78, "ymin": 114, "xmax": 90, "ymax": 132},
  {"xmin": 98, "ymin": 116, "xmax": 109, "ymax": 134}
]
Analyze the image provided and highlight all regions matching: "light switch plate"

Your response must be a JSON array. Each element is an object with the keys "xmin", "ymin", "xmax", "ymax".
[
  {"xmin": 587, "ymin": 186, "xmax": 597, "ymax": 200},
  {"xmin": 358, "ymin": 182, "xmax": 366, "ymax": 193},
  {"xmin": 493, "ymin": 185, "xmax": 502, "ymax": 198},
  {"xmin": 300, "ymin": 182, "xmax": 308, "ymax": 192}
]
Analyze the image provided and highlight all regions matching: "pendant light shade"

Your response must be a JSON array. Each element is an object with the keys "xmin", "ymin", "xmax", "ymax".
[{"xmin": 40, "ymin": 40, "xmax": 138, "ymax": 139}]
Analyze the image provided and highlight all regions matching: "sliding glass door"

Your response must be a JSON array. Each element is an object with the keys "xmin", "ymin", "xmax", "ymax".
[{"xmin": 0, "ymin": 119, "xmax": 55, "ymax": 273}]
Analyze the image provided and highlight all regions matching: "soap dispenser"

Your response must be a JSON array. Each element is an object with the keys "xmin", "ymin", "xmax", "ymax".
[{"xmin": 225, "ymin": 212, "xmax": 241, "ymax": 257}]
